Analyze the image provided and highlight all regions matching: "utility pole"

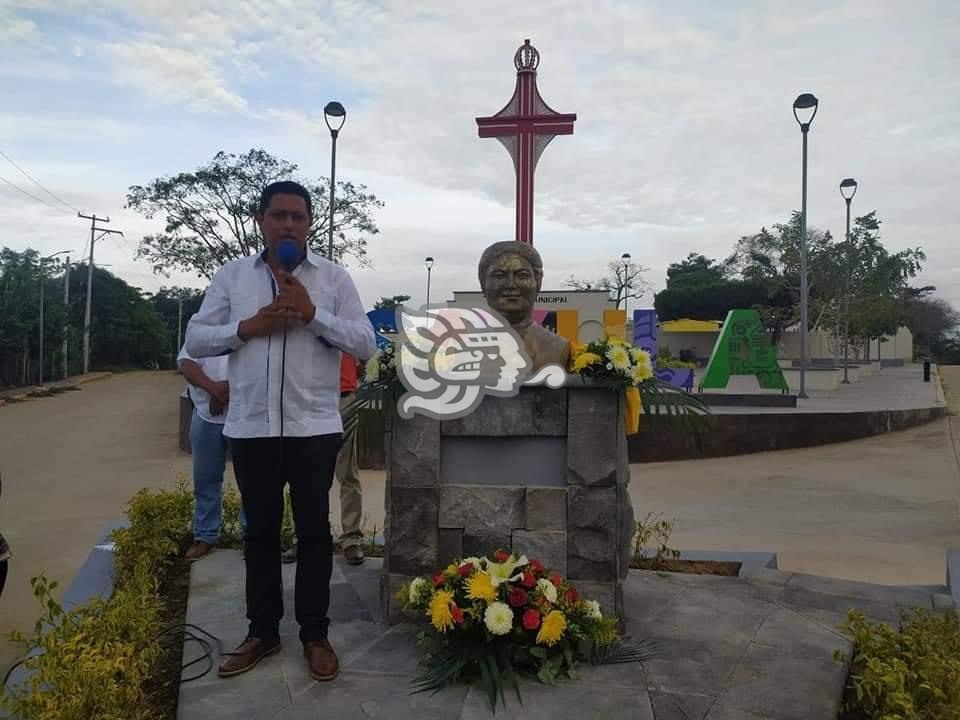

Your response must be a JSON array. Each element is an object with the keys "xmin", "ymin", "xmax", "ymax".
[
  {"xmin": 63, "ymin": 256, "xmax": 69, "ymax": 379},
  {"xmin": 77, "ymin": 213, "xmax": 123, "ymax": 374}
]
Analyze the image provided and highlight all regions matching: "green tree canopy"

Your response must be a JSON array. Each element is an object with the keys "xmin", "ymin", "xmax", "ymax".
[
  {"xmin": 126, "ymin": 148, "xmax": 384, "ymax": 279},
  {"xmin": 665, "ymin": 253, "xmax": 728, "ymax": 289}
]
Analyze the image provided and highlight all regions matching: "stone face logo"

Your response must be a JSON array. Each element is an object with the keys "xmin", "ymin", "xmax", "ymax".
[{"xmin": 394, "ymin": 304, "xmax": 567, "ymax": 420}]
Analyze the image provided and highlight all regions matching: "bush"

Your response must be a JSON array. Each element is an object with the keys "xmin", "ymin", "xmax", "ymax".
[
  {"xmin": 836, "ymin": 607, "xmax": 960, "ymax": 718},
  {"xmin": 657, "ymin": 359, "xmax": 697, "ymax": 370},
  {"xmin": 2, "ymin": 478, "xmax": 195, "ymax": 719}
]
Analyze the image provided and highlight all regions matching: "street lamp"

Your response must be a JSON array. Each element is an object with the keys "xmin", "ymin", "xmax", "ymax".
[
  {"xmin": 840, "ymin": 177, "xmax": 858, "ymax": 384},
  {"xmin": 324, "ymin": 101, "xmax": 346, "ymax": 262},
  {"xmin": 424, "ymin": 256, "xmax": 435, "ymax": 305},
  {"xmin": 621, "ymin": 252, "xmax": 632, "ymax": 338},
  {"xmin": 39, "ymin": 250, "xmax": 70, "ymax": 385},
  {"xmin": 793, "ymin": 92, "xmax": 818, "ymax": 399}
]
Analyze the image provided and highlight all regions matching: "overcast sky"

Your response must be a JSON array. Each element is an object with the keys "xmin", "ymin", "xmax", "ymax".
[{"xmin": 1, "ymin": 0, "xmax": 958, "ymax": 313}]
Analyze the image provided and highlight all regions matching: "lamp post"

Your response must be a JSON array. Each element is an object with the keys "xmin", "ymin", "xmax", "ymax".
[
  {"xmin": 793, "ymin": 93, "xmax": 818, "ymax": 399},
  {"xmin": 621, "ymin": 252, "xmax": 632, "ymax": 338},
  {"xmin": 424, "ymin": 256, "xmax": 434, "ymax": 305},
  {"xmin": 324, "ymin": 101, "xmax": 346, "ymax": 262},
  {"xmin": 840, "ymin": 177, "xmax": 858, "ymax": 384},
  {"xmin": 38, "ymin": 250, "xmax": 70, "ymax": 385}
]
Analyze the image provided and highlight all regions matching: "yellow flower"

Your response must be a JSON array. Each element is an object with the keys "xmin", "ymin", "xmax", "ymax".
[
  {"xmin": 536, "ymin": 610, "xmax": 567, "ymax": 646},
  {"xmin": 572, "ymin": 352, "xmax": 602, "ymax": 372},
  {"xmin": 429, "ymin": 590, "xmax": 455, "ymax": 633},
  {"xmin": 629, "ymin": 347, "xmax": 649, "ymax": 364},
  {"xmin": 606, "ymin": 344, "xmax": 631, "ymax": 371},
  {"xmin": 466, "ymin": 571, "xmax": 498, "ymax": 603},
  {"xmin": 443, "ymin": 562, "xmax": 461, "ymax": 578},
  {"xmin": 570, "ymin": 342, "xmax": 587, "ymax": 356},
  {"xmin": 630, "ymin": 361, "xmax": 653, "ymax": 384}
]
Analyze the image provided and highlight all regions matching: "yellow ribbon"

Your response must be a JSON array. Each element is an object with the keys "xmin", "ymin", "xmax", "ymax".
[{"xmin": 624, "ymin": 386, "xmax": 641, "ymax": 435}]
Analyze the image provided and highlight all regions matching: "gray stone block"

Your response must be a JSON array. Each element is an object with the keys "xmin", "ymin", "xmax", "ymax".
[
  {"xmin": 439, "ymin": 485, "xmax": 525, "ymax": 534},
  {"xmin": 568, "ymin": 528, "xmax": 616, "ymax": 579},
  {"xmin": 462, "ymin": 532, "xmax": 511, "ymax": 559},
  {"xmin": 566, "ymin": 387, "xmax": 622, "ymax": 486},
  {"xmin": 574, "ymin": 580, "xmax": 617, "ymax": 618},
  {"xmin": 381, "ymin": 572, "xmax": 421, "ymax": 625},
  {"xmin": 511, "ymin": 530, "xmax": 567, "ymax": 575},
  {"xmin": 388, "ymin": 487, "xmax": 438, "ymax": 576},
  {"xmin": 525, "ymin": 487, "xmax": 567, "ymax": 530},
  {"xmin": 389, "ymin": 413, "xmax": 440, "ymax": 487},
  {"xmin": 568, "ymin": 485, "xmax": 618, "ymax": 529},
  {"xmin": 618, "ymin": 486, "xmax": 635, "ymax": 579},
  {"xmin": 935, "ymin": 592, "xmax": 955, "ymax": 611},
  {"xmin": 460, "ymin": 679, "xmax": 654, "ymax": 720},
  {"xmin": 438, "ymin": 527, "xmax": 463, "ymax": 567},
  {"xmin": 441, "ymin": 387, "xmax": 566, "ymax": 436},
  {"xmin": 440, "ymin": 436, "xmax": 567, "ymax": 487},
  {"xmin": 650, "ymin": 691, "xmax": 716, "ymax": 720}
]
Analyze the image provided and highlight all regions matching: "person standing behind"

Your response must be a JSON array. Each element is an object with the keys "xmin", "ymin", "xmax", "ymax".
[
  {"xmin": 177, "ymin": 345, "xmax": 247, "ymax": 561},
  {"xmin": 185, "ymin": 180, "xmax": 375, "ymax": 682},
  {"xmin": 281, "ymin": 352, "xmax": 365, "ymax": 566}
]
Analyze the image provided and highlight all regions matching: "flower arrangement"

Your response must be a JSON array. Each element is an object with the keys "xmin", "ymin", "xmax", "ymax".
[
  {"xmin": 399, "ymin": 550, "xmax": 644, "ymax": 711},
  {"xmin": 568, "ymin": 336, "xmax": 654, "ymax": 389}
]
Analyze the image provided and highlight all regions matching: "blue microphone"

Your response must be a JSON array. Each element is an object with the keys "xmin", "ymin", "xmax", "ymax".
[{"xmin": 276, "ymin": 238, "xmax": 300, "ymax": 272}]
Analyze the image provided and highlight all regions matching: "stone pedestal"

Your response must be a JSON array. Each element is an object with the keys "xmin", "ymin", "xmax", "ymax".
[{"xmin": 380, "ymin": 378, "xmax": 634, "ymax": 624}]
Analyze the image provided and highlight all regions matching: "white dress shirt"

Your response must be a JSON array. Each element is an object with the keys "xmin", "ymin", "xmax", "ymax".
[
  {"xmin": 176, "ymin": 345, "xmax": 228, "ymax": 425},
  {"xmin": 184, "ymin": 248, "xmax": 376, "ymax": 439}
]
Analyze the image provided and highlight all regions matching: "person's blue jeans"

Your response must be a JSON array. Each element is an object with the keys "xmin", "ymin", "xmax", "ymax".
[{"xmin": 190, "ymin": 409, "xmax": 246, "ymax": 544}]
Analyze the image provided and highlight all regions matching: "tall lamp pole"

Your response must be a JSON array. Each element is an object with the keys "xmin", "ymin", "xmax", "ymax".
[
  {"xmin": 38, "ymin": 250, "xmax": 70, "ymax": 385},
  {"xmin": 793, "ymin": 93, "xmax": 818, "ymax": 399},
  {"xmin": 621, "ymin": 253, "xmax": 632, "ymax": 340},
  {"xmin": 424, "ymin": 256, "xmax": 434, "ymax": 305},
  {"xmin": 840, "ymin": 178, "xmax": 858, "ymax": 384},
  {"xmin": 324, "ymin": 101, "xmax": 346, "ymax": 262}
]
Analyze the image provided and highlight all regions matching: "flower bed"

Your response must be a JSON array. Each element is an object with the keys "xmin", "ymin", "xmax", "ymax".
[{"xmin": 398, "ymin": 550, "xmax": 652, "ymax": 712}]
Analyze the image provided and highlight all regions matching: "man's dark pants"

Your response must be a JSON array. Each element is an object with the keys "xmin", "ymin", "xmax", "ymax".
[{"xmin": 230, "ymin": 433, "xmax": 343, "ymax": 644}]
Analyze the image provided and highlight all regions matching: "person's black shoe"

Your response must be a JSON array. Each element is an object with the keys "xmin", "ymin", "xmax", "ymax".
[{"xmin": 344, "ymin": 545, "xmax": 365, "ymax": 566}]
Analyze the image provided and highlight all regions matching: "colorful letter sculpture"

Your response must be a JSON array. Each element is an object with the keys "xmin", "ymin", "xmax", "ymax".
[
  {"xmin": 698, "ymin": 309, "xmax": 788, "ymax": 392},
  {"xmin": 632, "ymin": 309, "xmax": 694, "ymax": 392}
]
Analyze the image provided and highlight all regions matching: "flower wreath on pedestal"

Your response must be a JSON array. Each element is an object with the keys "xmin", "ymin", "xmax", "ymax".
[{"xmin": 398, "ymin": 550, "xmax": 656, "ymax": 712}]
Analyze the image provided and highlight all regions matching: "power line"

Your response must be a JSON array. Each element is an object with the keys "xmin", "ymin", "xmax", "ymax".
[
  {"xmin": 0, "ymin": 173, "xmax": 70, "ymax": 214},
  {"xmin": 0, "ymin": 149, "xmax": 79, "ymax": 214}
]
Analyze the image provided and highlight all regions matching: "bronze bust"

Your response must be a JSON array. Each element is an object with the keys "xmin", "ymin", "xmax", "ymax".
[{"xmin": 478, "ymin": 241, "xmax": 571, "ymax": 373}]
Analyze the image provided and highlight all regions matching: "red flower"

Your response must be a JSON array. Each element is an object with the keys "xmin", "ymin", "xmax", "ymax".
[
  {"xmin": 451, "ymin": 605, "xmax": 464, "ymax": 624},
  {"xmin": 529, "ymin": 559, "xmax": 545, "ymax": 574},
  {"xmin": 494, "ymin": 549, "xmax": 510, "ymax": 562},
  {"xmin": 457, "ymin": 562, "xmax": 474, "ymax": 576},
  {"xmin": 551, "ymin": 572, "xmax": 562, "ymax": 587},
  {"xmin": 522, "ymin": 609, "xmax": 541, "ymax": 630},
  {"xmin": 508, "ymin": 588, "xmax": 529, "ymax": 607},
  {"xmin": 521, "ymin": 571, "xmax": 536, "ymax": 588},
  {"xmin": 432, "ymin": 573, "xmax": 444, "ymax": 586},
  {"xmin": 565, "ymin": 588, "xmax": 580, "ymax": 604}
]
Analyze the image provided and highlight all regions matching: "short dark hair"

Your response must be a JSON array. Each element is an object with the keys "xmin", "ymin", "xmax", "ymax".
[{"xmin": 258, "ymin": 180, "xmax": 312, "ymax": 216}]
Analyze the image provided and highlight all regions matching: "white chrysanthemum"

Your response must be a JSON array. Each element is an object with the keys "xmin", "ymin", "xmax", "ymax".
[
  {"xmin": 365, "ymin": 353, "xmax": 381, "ymax": 382},
  {"xmin": 606, "ymin": 344, "xmax": 631, "ymax": 371},
  {"xmin": 483, "ymin": 601, "xmax": 514, "ymax": 635},
  {"xmin": 585, "ymin": 599, "xmax": 602, "ymax": 620},
  {"xmin": 537, "ymin": 578, "xmax": 558, "ymax": 604},
  {"xmin": 408, "ymin": 577, "xmax": 427, "ymax": 604}
]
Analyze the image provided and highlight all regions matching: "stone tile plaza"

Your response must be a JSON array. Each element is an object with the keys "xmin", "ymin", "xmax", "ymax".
[{"xmin": 2, "ymin": 14, "xmax": 960, "ymax": 720}]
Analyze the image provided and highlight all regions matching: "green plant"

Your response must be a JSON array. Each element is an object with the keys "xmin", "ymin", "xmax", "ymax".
[
  {"xmin": 2, "ymin": 479, "xmax": 196, "ymax": 720},
  {"xmin": 632, "ymin": 513, "xmax": 681, "ymax": 569},
  {"xmin": 835, "ymin": 607, "xmax": 960, "ymax": 718},
  {"xmin": 657, "ymin": 359, "xmax": 697, "ymax": 370}
]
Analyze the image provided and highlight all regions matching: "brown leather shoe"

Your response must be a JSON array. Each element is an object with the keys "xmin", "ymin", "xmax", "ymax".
[
  {"xmin": 184, "ymin": 541, "xmax": 215, "ymax": 562},
  {"xmin": 303, "ymin": 639, "xmax": 339, "ymax": 681},
  {"xmin": 344, "ymin": 545, "xmax": 365, "ymax": 566},
  {"xmin": 218, "ymin": 636, "xmax": 281, "ymax": 678}
]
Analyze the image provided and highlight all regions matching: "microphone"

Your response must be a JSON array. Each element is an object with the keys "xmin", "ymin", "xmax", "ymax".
[{"xmin": 276, "ymin": 238, "xmax": 300, "ymax": 273}]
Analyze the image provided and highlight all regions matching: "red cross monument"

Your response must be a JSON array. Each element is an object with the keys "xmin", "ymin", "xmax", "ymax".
[{"xmin": 476, "ymin": 39, "xmax": 576, "ymax": 245}]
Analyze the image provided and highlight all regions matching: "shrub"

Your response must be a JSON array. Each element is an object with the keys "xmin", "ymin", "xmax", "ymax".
[
  {"xmin": 836, "ymin": 607, "xmax": 960, "ymax": 718},
  {"xmin": 657, "ymin": 359, "xmax": 697, "ymax": 370},
  {"xmin": 2, "ymin": 478, "xmax": 194, "ymax": 720}
]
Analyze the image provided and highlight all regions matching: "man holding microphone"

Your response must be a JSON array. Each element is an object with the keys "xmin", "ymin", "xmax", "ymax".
[{"xmin": 185, "ymin": 180, "xmax": 375, "ymax": 682}]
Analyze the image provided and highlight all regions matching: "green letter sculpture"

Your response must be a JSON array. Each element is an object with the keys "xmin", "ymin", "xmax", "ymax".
[{"xmin": 699, "ymin": 309, "xmax": 789, "ymax": 392}]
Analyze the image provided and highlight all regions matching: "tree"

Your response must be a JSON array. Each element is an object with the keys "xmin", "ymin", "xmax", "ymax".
[
  {"xmin": 665, "ymin": 253, "xmax": 728, "ymax": 289},
  {"xmin": 654, "ymin": 280, "xmax": 781, "ymax": 322},
  {"xmin": 904, "ymin": 296, "xmax": 959, "ymax": 352},
  {"xmin": 374, "ymin": 295, "xmax": 411, "ymax": 310},
  {"xmin": 126, "ymin": 148, "xmax": 384, "ymax": 280},
  {"xmin": 147, "ymin": 286, "xmax": 206, "ymax": 355},
  {"xmin": 564, "ymin": 261, "xmax": 651, "ymax": 308}
]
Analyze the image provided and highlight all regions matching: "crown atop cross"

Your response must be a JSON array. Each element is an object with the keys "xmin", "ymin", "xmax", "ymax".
[{"xmin": 514, "ymin": 39, "xmax": 539, "ymax": 72}]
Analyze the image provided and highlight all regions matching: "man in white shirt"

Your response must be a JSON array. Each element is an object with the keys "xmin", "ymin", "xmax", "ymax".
[
  {"xmin": 184, "ymin": 180, "xmax": 375, "ymax": 683},
  {"xmin": 176, "ymin": 345, "xmax": 247, "ymax": 561}
]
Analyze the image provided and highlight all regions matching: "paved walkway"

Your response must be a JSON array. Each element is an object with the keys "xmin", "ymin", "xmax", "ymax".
[
  {"xmin": 702, "ymin": 364, "xmax": 944, "ymax": 414},
  {"xmin": 178, "ymin": 551, "xmax": 951, "ymax": 720}
]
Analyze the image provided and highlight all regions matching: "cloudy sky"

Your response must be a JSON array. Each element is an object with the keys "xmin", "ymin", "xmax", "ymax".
[{"xmin": 1, "ymin": 0, "xmax": 958, "ymax": 313}]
